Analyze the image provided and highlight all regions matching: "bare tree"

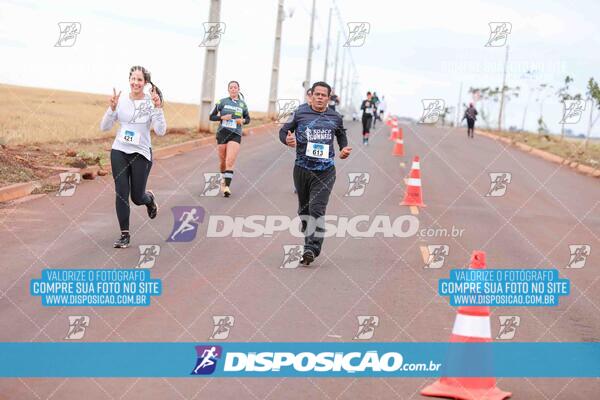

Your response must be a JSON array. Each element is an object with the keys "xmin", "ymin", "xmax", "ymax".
[
  {"xmin": 556, "ymin": 76, "xmax": 581, "ymax": 141},
  {"xmin": 535, "ymin": 83, "xmax": 554, "ymax": 135},
  {"xmin": 585, "ymin": 77, "xmax": 600, "ymax": 148}
]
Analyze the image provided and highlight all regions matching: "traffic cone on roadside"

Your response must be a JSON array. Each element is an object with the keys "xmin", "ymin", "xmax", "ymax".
[
  {"xmin": 420, "ymin": 251, "xmax": 512, "ymax": 400},
  {"xmin": 400, "ymin": 156, "xmax": 425, "ymax": 206},
  {"xmin": 392, "ymin": 129, "xmax": 404, "ymax": 156},
  {"xmin": 392, "ymin": 137, "xmax": 404, "ymax": 156},
  {"xmin": 389, "ymin": 126, "xmax": 400, "ymax": 141}
]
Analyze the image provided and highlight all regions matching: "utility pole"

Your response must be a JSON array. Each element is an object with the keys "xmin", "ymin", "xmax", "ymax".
[
  {"xmin": 339, "ymin": 46, "xmax": 346, "ymax": 107},
  {"xmin": 323, "ymin": 7, "xmax": 332, "ymax": 82},
  {"xmin": 332, "ymin": 31, "xmax": 340, "ymax": 91},
  {"xmin": 344, "ymin": 66, "xmax": 352, "ymax": 112},
  {"xmin": 349, "ymin": 75, "xmax": 358, "ymax": 116},
  {"xmin": 267, "ymin": 0, "xmax": 285, "ymax": 120},
  {"xmin": 198, "ymin": 0, "xmax": 222, "ymax": 132},
  {"xmin": 497, "ymin": 45, "xmax": 509, "ymax": 131},
  {"xmin": 455, "ymin": 82, "xmax": 463, "ymax": 127},
  {"xmin": 304, "ymin": 0, "xmax": 316, "ymax": 90}
]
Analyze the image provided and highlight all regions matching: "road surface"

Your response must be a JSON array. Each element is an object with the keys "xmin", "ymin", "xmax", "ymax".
[{"xmin": 1, "ymin": 119, "xmax": 599, "ymax": 399}]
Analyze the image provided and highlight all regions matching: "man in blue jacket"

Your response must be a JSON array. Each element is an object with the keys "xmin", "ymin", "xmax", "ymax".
[{"xmin": 279, "ymin": 81, "xmax": 352, "ymax": 266}]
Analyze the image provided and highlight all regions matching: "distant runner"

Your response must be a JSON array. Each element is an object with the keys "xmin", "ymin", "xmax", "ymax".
[
  {"xmin": 462, "ymin": 103, "xmax": 478, "ymax": 138},
  {"xmin": 378, "ymin": 95, "xmax": 387, "ymax": 120},
  {"xmin": 371, "ymin": 92, "xmax": 380, "ymax": 127},
  {"xmin": 328, "ymin": 88, "xmax": 340, "ymax": 111},
  {"xmin": 360, "ymin": 91, "xmax": 375, "ymax": 145},
  {"xmin": 209, "ymin": 81, "xmax": 251, "ymax": 197}
]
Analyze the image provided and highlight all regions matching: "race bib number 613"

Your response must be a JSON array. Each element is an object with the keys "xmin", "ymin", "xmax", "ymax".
[{"xmin": 306, "ymin": 142, "xmax": 329, "ymax": 159}]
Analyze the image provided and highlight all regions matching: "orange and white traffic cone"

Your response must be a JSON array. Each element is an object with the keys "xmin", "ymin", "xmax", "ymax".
[
  {"xmin": 392, "ymin": 137, "xmax": 404, "ymax": 156},
  {"xmin": 400, "ymin": 156, "xmax": 425, "ymax": 207},
  {"xmin": 421, "ymin": 251, "xmax": 512, "ymax": 400},
  {"xmin": 392, "ymin": 129, "xmax": 404, "ymax": 156},
  {"xmin": 389, "ymin": 126, "xmax": 400, "ymax": 141}
]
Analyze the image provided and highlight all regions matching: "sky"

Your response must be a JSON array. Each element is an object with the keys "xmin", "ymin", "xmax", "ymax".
[{"xmin": 1, "ymin": 0, "xmax": 599, "ymax": 136}]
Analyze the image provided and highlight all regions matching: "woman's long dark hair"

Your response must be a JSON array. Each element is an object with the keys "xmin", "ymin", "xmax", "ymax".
[
  {"xmin": 228, "ymin": 80, "xmax": 244, "ymax": 100},
  {"xmin": 129, "ymin": 65, "xmax": 163, "ymax": 103}
]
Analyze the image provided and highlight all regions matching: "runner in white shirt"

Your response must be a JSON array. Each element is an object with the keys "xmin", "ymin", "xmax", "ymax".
[{"xmin": 100, "ymin": 65, "xmax": 167, "ymax": 248}]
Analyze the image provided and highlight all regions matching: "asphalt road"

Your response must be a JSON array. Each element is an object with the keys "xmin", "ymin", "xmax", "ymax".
[{"xmin": 1, "ymin": 119, "xmax": 599, "ymax": 399}]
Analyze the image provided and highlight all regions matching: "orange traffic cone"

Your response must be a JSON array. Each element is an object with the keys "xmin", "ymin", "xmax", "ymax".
[
  {"xmin": 392, "ymin": 137, "xmax": 404, "ymax": 156},
  {"xmin": 400, "ymin": 156, "xmax": 425, "ymax": 206},
  {"xmin": 421, "ymin": 251, "xmax": 512, "ymax": 400},
  {"xmin": 389, "ymin": 126, "xmax": 400, "ymax": 141}
]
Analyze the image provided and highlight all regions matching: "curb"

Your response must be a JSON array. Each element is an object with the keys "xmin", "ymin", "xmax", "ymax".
[
  {"xmin": 475, "ymin": 129, "xmax": 600, "ymax": 178},
  {"xmin": 0, "ymin": 122, "xmax": 278, "ymax": 204}
]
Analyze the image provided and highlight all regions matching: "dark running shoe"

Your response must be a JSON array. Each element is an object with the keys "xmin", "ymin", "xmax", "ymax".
[
  {"xmin": 147, "ymin": 190, "xmax": 158, "ymax": 219},
  {"xmin": 113, "ymin": 232, "xmax": 130, "ymax": 249},
  {"xmin": 300, "ymin": 249, "xmax": 315, "ymax": 266}
]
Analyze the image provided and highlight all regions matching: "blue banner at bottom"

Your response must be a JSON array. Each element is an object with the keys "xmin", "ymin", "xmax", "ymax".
[{"xmin": 1, "ymin": 343, "xmax": 600, "ymax": 378}]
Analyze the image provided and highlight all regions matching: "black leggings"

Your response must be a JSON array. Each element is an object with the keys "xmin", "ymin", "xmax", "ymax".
[
  {"xmin": 467, "ymin": 119, "xmax": 475, "ymax": 137},
  {"xmin": 361, "ymin": 115, "xmax": 373, "ymax": 136},
  {"xmin": 110, "ymin": 149, "xmax": 153, "ymax": 231},
  {"xmin": 293, "ymin": 165, "xmax": 336, "ymax": 257}
]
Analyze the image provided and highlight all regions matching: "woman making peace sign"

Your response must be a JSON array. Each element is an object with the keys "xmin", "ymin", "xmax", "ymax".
[{"xmin": 100, "ymin": 65, "xmax": 167, "ymax": 248}]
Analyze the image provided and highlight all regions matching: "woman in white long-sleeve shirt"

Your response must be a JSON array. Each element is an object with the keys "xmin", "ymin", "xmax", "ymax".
[{"xmin": 100, "ymin": 65, "xmax": 167, "ymax": 248}]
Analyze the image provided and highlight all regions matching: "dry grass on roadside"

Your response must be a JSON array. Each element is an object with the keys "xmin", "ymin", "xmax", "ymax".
[
  {"xmin": 0, "ymin": 83, "xmax": 269, "ymax": 187},
  {"xmin": 483, "ymin": 129, "xmax": 600, "ymax": 168},
  {"xmin": 0, "ymin": 83, "xmax": 267, "ymax": 145}
]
